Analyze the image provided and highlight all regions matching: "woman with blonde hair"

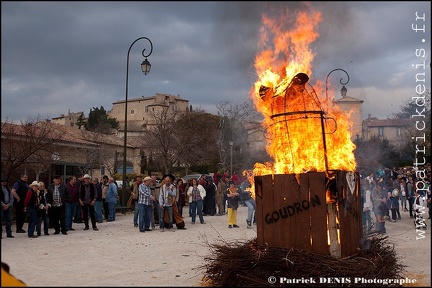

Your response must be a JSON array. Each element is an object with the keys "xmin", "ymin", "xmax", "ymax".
[{"xmin": 37, "ymin": 182, "xmax": 51, "ymax": 236}]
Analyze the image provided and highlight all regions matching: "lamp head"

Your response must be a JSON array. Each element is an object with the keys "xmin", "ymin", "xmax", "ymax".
[
  {"xmin": 341, "ymin": 85, "xmax": 347, "ymax": 97},
  {"xmin": 141, "ymin": 58, "xmax": 151, "ymax": 75}
]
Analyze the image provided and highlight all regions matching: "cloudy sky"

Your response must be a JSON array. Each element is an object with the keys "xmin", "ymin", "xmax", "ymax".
[{"xmin": 1, "ymin": 1, "xmax": 431, "ymax": 123}]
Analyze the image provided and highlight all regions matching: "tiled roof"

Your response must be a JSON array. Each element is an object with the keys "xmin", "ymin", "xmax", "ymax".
[
  {"xmin": 365, "ymin": 118, "xmax": 414, "ymax": 127},
  {"xmin": 1, "ymin": 122, "xmax": 128, "ymax": 148},
  {"xmin": 334, "ymin": 96, "xmax": 364, "ymax": 103}
]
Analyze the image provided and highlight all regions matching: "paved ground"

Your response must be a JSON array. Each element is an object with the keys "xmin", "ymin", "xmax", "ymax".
[{"xmin": 1, "ymin": 206, "xmax": 430, "ymax": 287}]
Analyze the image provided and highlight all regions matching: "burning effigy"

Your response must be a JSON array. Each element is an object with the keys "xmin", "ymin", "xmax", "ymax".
[
  {"xmin": 201, "ymin": 3, "xmax": 405, "ymax": 286},
  {"xmin": 244, "ymin": 0, "xmax": 360, "ymax": 259}
]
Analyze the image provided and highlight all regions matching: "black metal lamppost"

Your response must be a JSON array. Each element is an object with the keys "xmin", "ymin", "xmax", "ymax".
[{"xmin": 122, "ymin": 37, "xmax": 153, "ymax": 207}]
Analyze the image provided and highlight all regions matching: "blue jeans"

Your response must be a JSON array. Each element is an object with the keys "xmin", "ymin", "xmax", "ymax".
[
  {"xmin": 400, "ymin": 196, "xmax": 407, "ymax": 210},
  {"xmin": 177, "ymin": 203, "xmax": 184, "ymax": 217},
  {"xmin": 108, "ymin": 202, "xmax": 116, "ymax": 221},
  {"xmin": 1, "ymin": 206, "xmax": 13, "ymax": 236},
  {"xmin": 27, "ymin": 206, "xmax": 38, "ymax": 237},
  {"xmin": 138, "ymin": 203, "xmax": 152, "ymax": 231},
  {"xmin": 159, "ymin": 206, "xmax": 173, "ymax": 229},
  {"xmin": 133, "ymin": 200, "xmax": 139, "ymax": 226},
  {"xmin": 65, "ymin": 202, "xmax": 78, "ymax": 230},
  {"xmin": 244, "ymin": 199, "xmax": 256, "ymax": 224},
  {"xmin": 37, "ymin": 215, "xmax": 49, "ymax": 235},
  {"xmin": 190, "ymin": 200, "xmax": 204, "ymax": 224},
  {"xmin": 94, "ymin": 200, "xmax": 103, "ymax": 222}
]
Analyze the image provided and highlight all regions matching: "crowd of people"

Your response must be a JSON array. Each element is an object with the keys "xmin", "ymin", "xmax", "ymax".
[
  {"xmin": 7, "ymin": 164, "xmax": 428, "ymax": 239},
  {"xmin": 361, "ymin": 165, "xmax": 431, "ymax": 234},
  {"xmin": 1, "ymin": 170, "xmax": 257, "ymax": 238}
]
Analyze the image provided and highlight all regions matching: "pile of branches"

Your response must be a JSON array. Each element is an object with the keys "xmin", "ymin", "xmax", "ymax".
[{"xmin": 200, "ymin": 234, "xmax": 406, "ymax": 287}]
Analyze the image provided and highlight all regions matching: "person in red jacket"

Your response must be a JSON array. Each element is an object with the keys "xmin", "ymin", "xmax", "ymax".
[{"xmin": 24, "ymin": 181, "xmax": 40, "ymax": 238}]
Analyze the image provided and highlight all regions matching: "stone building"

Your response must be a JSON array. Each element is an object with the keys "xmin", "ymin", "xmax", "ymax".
[
  {"xmin": 107, "ymin": 93, "xmax": 189, "ymax": 137},
  {"xmin": 333, "ymin": 85, "xmax": 364, "ymax": 141},
  {"xmin": 51, "ymin": 110, "xmax": 85, "ymax": 128},
  {"xmin": 362, "ymin": 115, "xmax": 415, "ymax": 148}
]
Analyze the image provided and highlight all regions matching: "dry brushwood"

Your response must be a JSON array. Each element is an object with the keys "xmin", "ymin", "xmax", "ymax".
[{"xmin": 199, "ymin": 234, "xmax": 406, "ymax": 287}]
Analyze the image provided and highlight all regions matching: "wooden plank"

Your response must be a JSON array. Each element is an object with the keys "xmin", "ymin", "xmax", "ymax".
[
  {"xmin": 255, "ymin": 175, "xmax": 264, "ymax": 245},
  {"xmin": 291, "ymin": 173, "xmax": 310, "ymax": 251},
  {"xmin": 308, "ymin": 172, "xmax": 329, "ymax": 255},
  {"xmin": 273, "ymin": 174, "xmax": 288, "ymax": 247},
  {"xmin": 256, "ymin": 175, "xmax": 275, "ymax": 247},
  {"xmin": 327, "ymin": 202, "xmax": 340, "ymax": 257},
  {"xmin": 338, "ymin": 171, "xmax": 361, "ymax": 257},
  {"xmin": 272, "ymin": 174, "xmax": 304, "ymax": 249}
]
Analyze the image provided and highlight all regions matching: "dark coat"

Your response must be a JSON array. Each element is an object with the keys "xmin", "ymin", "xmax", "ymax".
[
  {"xmin": 79, "ymin": 183, "xmax": 97, "ymax": 203},
  {"xmin": 47, "ymin": 184, "xmax": 70, "ymax": 206}
]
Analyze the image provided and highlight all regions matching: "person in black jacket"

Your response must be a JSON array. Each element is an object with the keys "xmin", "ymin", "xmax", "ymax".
[
  {"xmin": 47, "ymin": 175, "xmax": 70, "ymax": 235},
  {"xmin": 78, "ymin": 174, "xmax": 98, "ymax": 231},
  {"xmin": 10, "ymin": 174, "xmax": 29, "ymax": 233},
  {"xmin": 203, "ymin": 176, "xmax": 217, "ymax": 216}
]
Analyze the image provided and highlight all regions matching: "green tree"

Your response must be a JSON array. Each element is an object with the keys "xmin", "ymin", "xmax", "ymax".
[
  {"xmin": 86, "ymin": 106, "xmax": 119, "ymax": 132},
  {"xmin": 75, "ymin": 112, "xmax": 87, "ymax": 129}
]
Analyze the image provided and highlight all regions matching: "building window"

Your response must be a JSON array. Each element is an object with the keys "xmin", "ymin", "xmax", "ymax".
[
  {"xmin": 131, "ymin": 109, "xmax": 135, "ymax": 115},
  {"xmin": 378, "ymin": 127, "xmax": 384, "ymax": 136},
  {"xmin": 396, "ymin": 127, "xmax": 402, "ymax": 137},
  {"xmin": 145, "ymin": 106, "xmax": 148, "ymax": 113},
  {"xmin": 142, "ymin": 117, "xmax": 145, "ymax": 121}
]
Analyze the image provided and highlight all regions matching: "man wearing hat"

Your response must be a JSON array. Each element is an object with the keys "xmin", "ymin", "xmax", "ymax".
[
  {"xmin": 47, "ymin": 175, "xmax": 70, "ymax": 235},
  {"xmin": 138, "ymin": 176, "xmax": 155, "ymax": 232},
  {"xmin": 1, "ymin": 178, "xmax": 14, "ymax": 238},
  {"xmin": 78, "ymin": 174, "xmax": 99, "ymax": 231},
  {"xmin": 159, "ymin": 174, "xmax": 177, "ymax": 231}
]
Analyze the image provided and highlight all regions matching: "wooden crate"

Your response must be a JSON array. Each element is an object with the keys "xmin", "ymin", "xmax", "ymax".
[{"xmin": 254, "ymin": 171, "xmax": 361, "ymax": 257}]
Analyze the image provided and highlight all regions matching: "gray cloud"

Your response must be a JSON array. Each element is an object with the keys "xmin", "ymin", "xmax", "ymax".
[{"xmin": 1, "ymin": 1, "xmax": 430, "ymax": 122}]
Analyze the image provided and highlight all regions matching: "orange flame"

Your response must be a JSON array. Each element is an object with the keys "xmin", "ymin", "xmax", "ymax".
[{"xmin": 248, "ymin": 3, "xmax": 356, "ymax": 179}]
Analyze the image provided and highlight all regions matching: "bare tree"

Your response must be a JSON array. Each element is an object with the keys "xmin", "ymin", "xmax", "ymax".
[
  {"xmin": 144, "ymin": 108, "xmax": 219, "ymax": 174},
  {"xmin": 144, "ymin": 107, "xmax": 179, "ymax": 173},
  {"xmin": 26, "ymin": 151, "xmax": 52, "ymax": 181},
  {"xmin": 175, "ymin": 110, "xmax": 220, "ymax": 173},
  {"xmin": 216, "ymin": 101, "xmax": 259, "ymax": 172},
  {"xmin": 1, "ymin": 116, "xmax": 65, "ymax": 182},
  {"xmin": 216, "ymin": 100, "xmax": 260, "ymax": 122}
]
